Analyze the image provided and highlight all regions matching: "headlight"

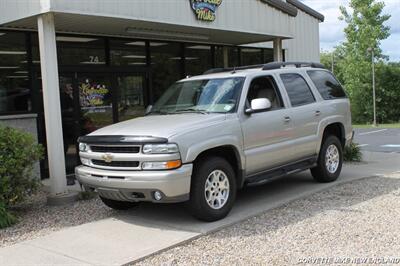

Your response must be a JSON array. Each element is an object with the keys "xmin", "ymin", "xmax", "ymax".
[
  {"xmin": 142, "ymin": 143, "xmax": 179, "ymax": 154},
  {"xmin": 79, "ymin": 143, "xmax": 88, "ymax": 152},
  {"xmin": 142, "ymin": 160, "xmax": 182, "ymax": 170}
]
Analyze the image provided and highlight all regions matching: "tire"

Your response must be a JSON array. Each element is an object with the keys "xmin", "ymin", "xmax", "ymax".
[
  {"xmin": 187, "ymin": 156, "xmax": 237, "ymax": 222},
  {"xmin": 100, "ymin": 196, "xmax": 139, "ymax": 210},
  {"xmin": 311, "ymin": 135, "xmax": 343, "ymax": 183}
]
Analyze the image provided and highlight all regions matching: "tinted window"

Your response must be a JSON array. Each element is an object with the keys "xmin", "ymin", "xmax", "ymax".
[
  {"xmin": 0, "ymin": 31, "xmax": 31, "ymax": 114},
  {"xmin": 307, "ymin": 70, "xmax": 347, "ymax": 100},
  {"xmin": 280, "ymin": 73, "xmax": 315, "ymax": 107}
]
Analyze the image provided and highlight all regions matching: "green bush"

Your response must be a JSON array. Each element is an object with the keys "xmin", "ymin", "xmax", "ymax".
[
  {"xmin": 0, "ymin": 126, "xmax": 43, "ymax": 228},
  {"xmin": 344, "ymin": 142, "xmax": 363, "ymax": 162}
]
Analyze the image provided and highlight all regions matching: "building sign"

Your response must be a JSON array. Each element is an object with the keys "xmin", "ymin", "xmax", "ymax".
[{"xmin": 189, "ymin": 0, "xmax": 223, "ymax": 22}]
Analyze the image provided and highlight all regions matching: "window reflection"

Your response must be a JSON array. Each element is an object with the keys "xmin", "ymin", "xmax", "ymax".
[
  {"xmin": 150, "ymin": 42, "xmax": 182, "ymax": 102},
  {"xmin": 185, "ymin": 44, "xmax": 212, "ymax": 76},
  {"xmin": 241, "ymin": 48, "xmax": 263, "ymax": 66},
  {"xmin": 110, "ymin": 39, "xmax": 146, "ymax": 66},
  {"xmin": 0, "ymin": 31, "xmax": 30, "ymax": 113},
  {"xmin": 56, "ymin": 36, "xmax": 106, "ymax": 66}
]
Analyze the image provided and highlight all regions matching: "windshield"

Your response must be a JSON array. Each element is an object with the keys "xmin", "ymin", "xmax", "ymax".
[{"xmin": 150, "ymin": 77, "xmax": 245, "ymax": 114}]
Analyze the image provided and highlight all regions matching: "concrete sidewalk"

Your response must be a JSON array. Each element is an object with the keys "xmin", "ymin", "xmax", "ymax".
[{"xmin": 1, "ymin": 151, "xmax": 399, "ymax": 266}]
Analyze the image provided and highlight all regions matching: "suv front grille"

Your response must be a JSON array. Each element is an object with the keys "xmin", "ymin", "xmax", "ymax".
[
  {"xmin": 90, "ymin": 146, "xmax": 140, "ymax": 153},
  {"xmin": 92, "ymin": 160, "xmax": 140, "ymax": 168}
]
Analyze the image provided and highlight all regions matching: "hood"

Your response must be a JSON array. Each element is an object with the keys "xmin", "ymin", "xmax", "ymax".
[{"xmin": 89, "ymin": 113, "xmax": 226, "ymax": 138}]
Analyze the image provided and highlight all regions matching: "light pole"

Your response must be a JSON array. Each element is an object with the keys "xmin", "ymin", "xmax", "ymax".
[
  {"xmin": 331, "ymin": 52, "xmax": 334, "ymax": 74},
  {"xmin": 367, "ymin": 47, "xmax": 377, "ymax": 127}
]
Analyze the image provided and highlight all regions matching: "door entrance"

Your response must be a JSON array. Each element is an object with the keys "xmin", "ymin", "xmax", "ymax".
[{"xmin": 37, "ymin": 70, "xmax": 148, "ymax": 177}]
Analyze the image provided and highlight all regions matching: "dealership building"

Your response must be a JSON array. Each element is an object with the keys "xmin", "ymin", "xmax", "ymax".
[{"xmin": 0, "ymin": 0, "xmax": 323, "ymax": 198}]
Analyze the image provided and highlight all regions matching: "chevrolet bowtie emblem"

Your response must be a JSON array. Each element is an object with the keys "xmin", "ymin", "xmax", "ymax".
[{"xmin": 102, "ymin": 153, "xmax": 114, "ymax": 163}]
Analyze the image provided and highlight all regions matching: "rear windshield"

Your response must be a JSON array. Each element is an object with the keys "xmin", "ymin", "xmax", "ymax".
[{"xmin": 307, "ymin": 70, "xmax": 347, "ymax": 100}]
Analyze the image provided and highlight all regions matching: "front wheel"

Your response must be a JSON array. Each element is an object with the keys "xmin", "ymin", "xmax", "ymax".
[
  {"xmin": 187, "ymin": 156, "xmax": 237, "ymax": 222},
  {"xmin": 311, "ymin": 135, "xmax": 343, "ymax": 183},
  {"xmin": 100, "ymin": 196, "xmax": 139, "ymax": 210}
]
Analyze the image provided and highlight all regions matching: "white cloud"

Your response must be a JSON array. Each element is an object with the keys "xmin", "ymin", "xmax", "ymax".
[{"xmin": 303, "ymin": 0, "xmax": 400, "ymax": 61}]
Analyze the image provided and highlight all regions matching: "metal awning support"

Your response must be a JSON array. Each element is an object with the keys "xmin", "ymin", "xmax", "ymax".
[{"xmin": 37, "ymin": 13, "xmax": 78, "ymax": 205}]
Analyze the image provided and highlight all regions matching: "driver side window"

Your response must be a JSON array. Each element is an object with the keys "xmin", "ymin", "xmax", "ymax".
[{"xmin": 247, "ymin": 76, "xmax": 284, "ymax": 111}]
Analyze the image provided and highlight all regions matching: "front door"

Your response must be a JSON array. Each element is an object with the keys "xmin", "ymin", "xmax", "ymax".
[
  {"xmin": 115, "ymin": 73, "xmax": 147, "ymax": 122},
  {"xmin": 36, "ymin": 71, "xmax": 148, "ymax": 177},
  {"xmin": 77, "ymin": 73, "xmax": 113, "ymax": 136}
]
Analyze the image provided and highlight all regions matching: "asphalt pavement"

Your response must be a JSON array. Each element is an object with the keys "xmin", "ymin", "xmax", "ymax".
[{"xmin": 354, "ymin": 128, "xmax": 400, "ymax": 153}]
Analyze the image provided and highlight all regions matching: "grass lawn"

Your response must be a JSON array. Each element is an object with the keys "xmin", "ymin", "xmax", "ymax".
[{"xmin": 353, "ymin": 123, "xmax": 400, "ymax": 129}]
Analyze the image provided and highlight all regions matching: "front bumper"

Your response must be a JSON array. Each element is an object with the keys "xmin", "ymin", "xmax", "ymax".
[{"xmin": 75, "ymin": 164, "xmax": 193, "ymax": 203}]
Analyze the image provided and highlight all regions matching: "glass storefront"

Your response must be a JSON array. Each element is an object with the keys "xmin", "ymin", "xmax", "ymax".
[
  {"xmin": 0, "ymin": 31, "xmax": 31, "ymax": 114},
  {"xmin": 0, "ymin": 30, "xmax": 279, "ymax": 177}
]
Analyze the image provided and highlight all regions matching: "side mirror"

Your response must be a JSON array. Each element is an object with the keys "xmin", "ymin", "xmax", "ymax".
[
  {"xmin": 245, "ymin": 98, "xmax": 271, "ymax": 114},
  {"xmin": 145, "ymin": 105, "xmax": 153, "ymax": 115}
]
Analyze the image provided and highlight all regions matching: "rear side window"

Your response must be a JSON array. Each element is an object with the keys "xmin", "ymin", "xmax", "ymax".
[
  {"xmin": 280, "ymin": 73, "xmax": 315, "ymax": 107},
  {"xmin": 307, "ymin": 70, "xmax": 347, "ymax": 100}
]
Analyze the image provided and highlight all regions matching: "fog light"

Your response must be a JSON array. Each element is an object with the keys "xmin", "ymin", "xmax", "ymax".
[
  {"xmin": 154, "ymin": 191, "xmax": 163, "ymax": 201},
  {"xmin": 80, "ymin": 157, "xmax": 90, "ymax": 166}
]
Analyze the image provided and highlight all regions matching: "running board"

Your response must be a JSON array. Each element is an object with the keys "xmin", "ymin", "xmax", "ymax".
[{"xmin": 245, "ymin": 156, "xmax": 317, "ymax": 186}]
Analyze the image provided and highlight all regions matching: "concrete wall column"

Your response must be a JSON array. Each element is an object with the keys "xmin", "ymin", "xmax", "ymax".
[
  {"xmin": 273, "ymin": 38, "xmax": 283, "ymax": 62},
  {"xmin": 37, "ymin": 13, "xmax": 68, "ymax": 196}
]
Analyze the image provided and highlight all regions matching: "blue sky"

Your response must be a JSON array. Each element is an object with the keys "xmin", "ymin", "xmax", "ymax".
[{"xmin": 303, "ymin": 0, "xmax": 400, "ymax": 62}]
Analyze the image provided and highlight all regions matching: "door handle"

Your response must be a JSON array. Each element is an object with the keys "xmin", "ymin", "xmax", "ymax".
[
  {"xmin": 315, "ymin": 110, "xmax": 321, "ymax": 116},
  {"xmin": 284, "ymin": 116, "xmax": 291, "ymax": 123}
]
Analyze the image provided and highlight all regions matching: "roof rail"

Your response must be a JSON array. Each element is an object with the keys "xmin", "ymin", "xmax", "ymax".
[
  {"xmin": 203, "ymin": 64, "xmax": 264, "ymax": 75},
  {"xmin": 262, "ymin": 62, "xmax": 325, "ymax": 70},
  {"xmin": 203, "ymin": 62, "xmax": 325, "ymax": 75}
]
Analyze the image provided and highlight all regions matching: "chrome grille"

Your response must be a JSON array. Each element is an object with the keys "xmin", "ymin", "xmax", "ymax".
[
  {"xmin": 90, "ymin": 145, "xmax": 140, "ymax": 153},
  {"xmin": 92, "ymin": 160, "xmax": 140, "ymax": 168}
]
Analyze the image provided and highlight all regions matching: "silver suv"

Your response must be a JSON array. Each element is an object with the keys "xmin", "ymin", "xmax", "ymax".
[{"xmin": 76, "ymin": 62, "xmax": 353, "ymax": 222}]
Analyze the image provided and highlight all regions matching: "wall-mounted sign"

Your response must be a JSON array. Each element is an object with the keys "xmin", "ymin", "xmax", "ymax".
[{"xmin": 189, "ymin": 0, "xmax": 223, "ymax": 22}]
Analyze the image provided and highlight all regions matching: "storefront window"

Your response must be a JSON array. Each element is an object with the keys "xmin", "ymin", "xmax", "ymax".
[
  {"xmin": 0, "ymin": 31, "xmax": 31, "ymax": 114},
  {"xmin": 150, "ymin": 42, "xmax": 182, "ymax": 102},
  {"xmin": 241, "ymin": 48, "xmax": 263, "ymax": 66},
  {"xmin": 185, "ymin": 44, "xmax": 212, "ymax": 76},
  {"xmin": 215, "ymin": 46, "xmax": 239, "ymax": 68},
  {"xmin": 56, "ymin": 35, "xmax": 106, "ymax": 66},
  {"xmin": 264, "ymin": 48, "xmax": 274, "ymax": 63},
  {"xmin": 110, "ymin": 39, "xmax": 147, "ymax": 66}
]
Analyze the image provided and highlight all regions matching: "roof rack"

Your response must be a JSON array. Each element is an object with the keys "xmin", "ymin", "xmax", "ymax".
[
  {"xmin": 203, "ymin": 64, "xmax": 265, "ymax": 75},
  {"xmin": 262, "ymin": 61, "xmax": 325, "ymax": 70},
  {"xmin": 203, "ymin": 61, "xmax": 325, "ymax": 75}
]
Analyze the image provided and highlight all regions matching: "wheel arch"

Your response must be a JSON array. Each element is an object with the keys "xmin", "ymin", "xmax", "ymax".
[
  {"xmin": 193, "ymin": 145, "xmax": 245, "ymax": 190},
  {"xmin": 321, "ymin": 122, "xmax": 346, "ymax": 149}
]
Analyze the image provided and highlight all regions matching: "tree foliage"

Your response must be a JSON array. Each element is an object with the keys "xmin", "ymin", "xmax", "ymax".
[{"xmin": 338, "ymin": 0, "xmax": 391, "ymax": 123}]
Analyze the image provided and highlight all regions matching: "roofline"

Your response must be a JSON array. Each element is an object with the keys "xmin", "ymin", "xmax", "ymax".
[
  {"xmin": 286, "ymin": 0, "xmax": 325, "ymax": 22},
  {"xmin": 260, "ymin": 0, "xmax": 324, "ymax": 22}
]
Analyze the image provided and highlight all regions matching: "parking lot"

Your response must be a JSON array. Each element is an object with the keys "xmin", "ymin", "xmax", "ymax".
[
  {"xmin": 1, "ymin": 151, "xmax": 400, "ymax": 265},
  {"xmin": 354, "ymin": 128, "xmax": 400, "ymax": 153}
]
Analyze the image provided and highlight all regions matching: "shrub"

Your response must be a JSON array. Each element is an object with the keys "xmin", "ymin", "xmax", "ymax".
[
  {"xmin": 0, "ymin": 126, "xmax": 43, "ymax": 228},
  {"xmin": 344, "ymin": 142, "xmax": 362, "ymax": 162}
]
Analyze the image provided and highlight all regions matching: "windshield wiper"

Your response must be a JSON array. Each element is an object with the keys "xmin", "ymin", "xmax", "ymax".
[
  {"xmin": 174, "ymin": 108, "xmax": 209, "ymax": 114},
  {"xmin": 147, "ymin": 110, "xmax": 169, "ymax": 115}
]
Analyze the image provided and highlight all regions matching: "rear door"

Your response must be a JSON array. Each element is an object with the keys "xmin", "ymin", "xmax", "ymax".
[{"xmin": 278, "ymin": 72, "xmax": 321, "ymax": 160}]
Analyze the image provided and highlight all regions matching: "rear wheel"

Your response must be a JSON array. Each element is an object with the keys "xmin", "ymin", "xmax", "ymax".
[
  {"xmin": 188, "ymin": 156, "xmax": 237, "ymax": 222},
  {"xmin": 100, "ymin": 196, "xmax": 139, "ymax": 210},
  {"xmin": 311, "ymin": 135, "xmax": 343, "ymax": 183}
]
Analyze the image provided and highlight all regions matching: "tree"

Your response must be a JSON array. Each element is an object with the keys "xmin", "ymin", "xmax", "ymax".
[{"xmin": 338, "ymin": 0, "xmax": 390, "ymax": 123}]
